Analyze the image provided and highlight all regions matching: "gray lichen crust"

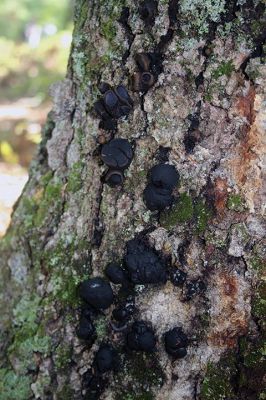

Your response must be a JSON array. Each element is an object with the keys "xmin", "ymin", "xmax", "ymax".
[{"xmin": 0, "ymin": 0, "xmax": 265, "ymax": 399}]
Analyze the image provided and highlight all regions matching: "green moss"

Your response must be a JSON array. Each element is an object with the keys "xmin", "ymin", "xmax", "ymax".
[
  {"xmin": 160, "ymin": 193, "xmax": 193, "ymax": 228},
  {"xmin": 57, "ymin": 385, "xmax": 75, "ymax": 400},
  {"xmin": 34, "ymin": 179, "xmax": 63, "ymax": 227},
  {"xmin": 194, "ymin": 200, "xmax": 212, "ymax": 233},
  {"xmin": 252, "ymin": 281, "xmax": 266, "ymax": 321},
  {"xmin": 227, "ymin": 194, "xmax": 245, "ymax": 212},
  {"xmin": 67, "ymin": 161, "xmax": 84, "ymax": 192},
  {"xmin": 115, "ymin": 352, "xmax": 164, "ymax": 399},
  {"xmin": 0, "ymin": 369, "xmax": 32, "ymax": 400},
  {"xmin": 101, "ymin": 19, "xmax": 117, "ymax": 43},
  {"xmin": 200, "ymin": 354, "xmax": 237, "ymax": 399},
  {"xmin": 212, "ymin": 60, "xmax": 234, "ymax": 79},
  {"xmin": 54, "ymin": 343, "xmax": 72, "ymax": 371},
  {"xmin": 116, "ymin": 392, "xmax": 154, "ymax": 400}
]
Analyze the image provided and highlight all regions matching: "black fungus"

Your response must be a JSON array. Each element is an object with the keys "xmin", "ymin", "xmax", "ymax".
[
  {"xmin": 105, "ymin": 262, "xmax": 128, "ymax": 285},
  {"xmin": 127, "ymin": 321, "xmax": 156, "ymax": 352},
  {"xmin": 164, "ymin": 327, "xmax": 188, "ymax": 359},
  {"xmin": 94, "ymin": 344, "xmax": 118, "ymax": 374},
  {"xmin": 184, "ymin": 279, "xmax": 206, "ymax": 300},
  {"xmin": 125, "ymin": 239, "xmax": 166, "ymax": 284},
  {"xmin": 141, "ymin": 72, "xmax": 155, "ymax": 90},
  {"xmin": 99, "ymin": 81, "xmax": 111, "ymax": 94},
  {"xmin": 103, "ymin": 90, "xmax": 121, "ymax": 118},
  {"xmin": 94, "ymin": 84, "xmax": 133, "ymax": 131},
  {"xmin": 143, "ymin": 163, "xmax": 179, "ymax": 211},
  {"xmin": 99, "ymin": 118, "xmax": 117, "ymax": 132},
  {"xmin": 115, "ymin": 85, "xmax": 134, "ymax": 107},
  {"xmin": 143, "ymin": 183, "xmax": 173, "ymax": 211},
  {"xmin": 82, "ymin": 369, "xmax": 106, "ymax": 400},
  {"xmin": 112, "ymin": 306, "xmax": 131, "ymax": 322},
  {"xmin": 169, "ymin": 268, "xmax": 187, "ymax": 287},
  {"xmin": 136, "ymin": 53, "xmax": 151, "ymax": 72},
  {"xmin": 133, "ymin": 71, "xmax": 155, "ymax": 92},
  {"xmin": 79, "ymin": 277, "xmax": 114, "ymax": 310},
  {"xmin": 76, "ymin": 314, "xmax": 95, "ymax": 341},
  {"xmin": 150, "ymin": 163, "xmax": 179, "ymax": 190},
  {"xmin": 105, "ymin": 169, "xmax": 124, "ymax": 187},
  {"xmin": 101, "ymin": 138, "xmax": 133, "ymax": 169},
  {"xmin": 94, "ymin": 100, "xmax": 111, "ymax": 120}
]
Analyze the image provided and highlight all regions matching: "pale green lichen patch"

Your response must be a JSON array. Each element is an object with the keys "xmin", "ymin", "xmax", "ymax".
[
  {"xmin": 179, "ymin": 0, "xmax": 226, "ymax": 35},
  {"xmin": 95, "ymin": 316, "xmax": 108, "ymax": 340},
  {"xmin": 160, "ymin": 193, "xmax": 194, "ymax": 228},
  {"xmin": 0, "ymin": 369, "xmax": 31, "ymax": 400}
]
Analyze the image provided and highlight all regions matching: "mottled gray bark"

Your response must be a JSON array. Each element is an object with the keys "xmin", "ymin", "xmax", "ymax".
[{"xmin": 0, "ymin": 1, "xmax": 265, "ymax": 399}]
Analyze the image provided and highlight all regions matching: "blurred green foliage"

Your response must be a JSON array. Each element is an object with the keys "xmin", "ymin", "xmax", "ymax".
[
  {"xmin": 0, "ymin": 0, "xmax": 72, "ymax": 41},
  {"xmin": 0, "ymin": 0, "xmax": 73, "ymax": 101}
]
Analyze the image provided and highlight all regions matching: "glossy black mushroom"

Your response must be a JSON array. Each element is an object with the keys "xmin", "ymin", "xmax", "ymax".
[
  {"xmin": 143, "ymin": 184, "xmax": 173, "ymax": 211},
  {"xmin": 79, "ymin": 277, "xmax": 114, "ymax": 310},
  {"xmin": 164, "ymin": 327, "xmax": 188, "ymax": 359},
  {"xmin": 94, "ymin": 344, "xmax": 118, "ymax": 374},
  {"xmin": 143, "ymin": 163, "xmax": 179, "ymax": 211},
  {"xmin": 115, "ymin": 85, "xmax": 134, "ymax": 107},
  {"xmin": 169, "ymin": 268, "xmax": 187, "ymax": 287},
  {"xmin": 103, "ymin": 90, "xmax": 121, "ymax": 119},
  {"xmin": 104, "ymin": 170, "xmax": 124, "ymax": 187},
  {"xmin": 184, "ymin": 279, "xmax": 206, "ymax": 300},
  {"xmin": 105, "ymin": 262, "xmax": 128, "ymax": 285},
  {"xmin": 76, "ymin": 314, "xmax": 95, "ymax": 341},
  {"xmin": 127, "ymin": 321, "xmax": 156, "ymax": 352},
  {"xmin": 125, "ymin": 239, "xmax": 166, "ymax": 284},
  {"xmin": 150, "ymin": 163, "xmax": 179, "ymax": 190},
  {"xmin": 101, "ymin": 138, "xmax": 133, "ymax": 169}
]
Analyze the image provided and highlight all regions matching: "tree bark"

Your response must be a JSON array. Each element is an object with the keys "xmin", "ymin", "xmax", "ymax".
[{"xmin": 0, "ymin": 1, "xmax": 265, "ymax": 399}]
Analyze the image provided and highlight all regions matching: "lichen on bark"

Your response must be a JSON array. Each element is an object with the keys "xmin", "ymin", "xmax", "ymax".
[{"xmin": 0, "ymin": 0, "xmax": 265, "ymax": 399}]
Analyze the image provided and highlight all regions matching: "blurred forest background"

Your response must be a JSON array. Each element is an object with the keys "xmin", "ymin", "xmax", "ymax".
[{"xmin": 0, "ymin": 0, "xmax": 73, "ymax": 236}]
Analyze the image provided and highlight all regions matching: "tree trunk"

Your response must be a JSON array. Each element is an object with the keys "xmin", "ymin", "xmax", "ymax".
[{"xmin": 0, "ymin": 1, "xmax": 265, "ymax": 399}]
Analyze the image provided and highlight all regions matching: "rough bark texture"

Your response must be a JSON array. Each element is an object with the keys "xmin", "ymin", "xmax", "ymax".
[{"xmin": 0, "ymin": 1, "xmax": 265, "ymax": 399}]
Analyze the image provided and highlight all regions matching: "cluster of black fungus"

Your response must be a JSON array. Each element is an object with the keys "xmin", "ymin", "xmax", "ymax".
[
  {"xmin": 127, "ymin": 321, "xmax": 156, "ymax": 352},
  {"xmin": 101, "ymin": 138, "xmax": 133, "ymax": 186},
  {"xmin": 94, "ymin": 83, "xmax": 133, "ymax": 131},
  {"xmin": 125, "ymin": 239, "xmax": 167, "ymax": 284},
  {"xmin": 133, "ymin": 52, "xmax": 162, "ymax": 92},
  {"xmin": 164, "ymin": 327, "xmax": 188, "ymax": 359},
  {"xmin": 143, "ymin": 163, "xmax": 179, "ymax": 211},
  {"xmin": 184, "ymin": 279, "xmax": 206, "ymax": 301}
]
